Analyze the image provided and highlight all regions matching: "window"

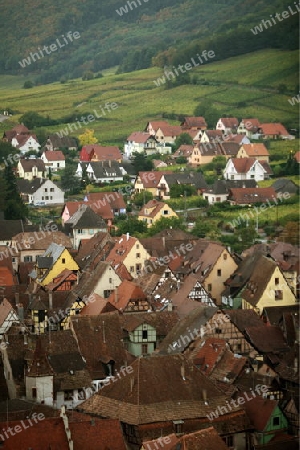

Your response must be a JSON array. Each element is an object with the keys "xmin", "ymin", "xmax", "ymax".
[
  {"xmin": 77, "ymin": 229, "xmax": 83, "ymax": 234},
  {"xmin": 136, "ymin": 264, "xmax": 141, "ymax": 272},
  {"xmin": 275, "ymin": 278, "xmax": 279, "ymax": 285},
  {"xmin": 136, "ymin": 244, "xmax": 139, "ymax": 249},
  {"xmin": 104, "ymin": 290, "xmax": 112, "ymax": 298},
  {"xmin": 130, "ymin": 266, "xmax": 134, "ymax": 273},
  {"xmin": 142, "ymin": 343, "xmax": 148, "ymax": 355},
  {"xmin": 89, "ymin": 229, "xmax": 94, "ymax": 235},
  {"xmin": 223, "ymin": 436, "xmax": 234, "ymax": 447},
  {"xmin": 109, "ymin": 278, "xmax": 112, "ymax": 284},
  {"xmin": 142, "ymin": 330, "xmax": 148, "ymax": 340},
  {"xmin": 45, "ymin": 196, "xmax": 49, "ymax": 200},
  {"xmin": 273, "ymin": 416, "xmax": 280, "ymax": 426},
  {"xmin": 223, "ymin": 253, "xmax": 227, "ymax": 260},
  {"xmin": 44, "ymin": 188, "xmax": 48, "ymax": 192},
  {"xmin": 62, "ymin": 258, "xmax": 65, "ymax": 264},
  {"xmin": 50, "ymin": 188, "xmax": 54, "ymax": 192},
  {"xmin": 217, "ymin": 269, "xmax": 222, "ymax": 277},
  {"xmin": 215, "ymin": 328, "xmax": 222, "ymax": 334},
  {"xmin": 163, "ymin": 210, "xmax": 169, "ymax": 215},
  {"xmin": 207, "ymin": 284, "xmax": 212, "ymax": 292},
  {"xmin": 136, "ymin": 253, "xmax": 140, "ymax": 258},
  {"xmin": 42, "ymin": 196, "xmax": 44, "ymax": 200},
  {"xmin": 32, "ymin": 387, "xmax": 37, "ymax": 399},
  {"xmin": 50, "ymin": 196, "xmax": 53, "ymax": 200},
  {"xmin": 250, "ymin": 175, "xmax": 255, "ymax": 179},
  {"xmin": 64, "ymin": 390, "xmax": 74, "ymax": 401},
  {"xmin": 275, "ymin": 290, "xmax": 283, "ymax": 300},
  {"xmin": 173, "ymin": 420, "xmax": 184, "ymax": 434},
  {"xmin": 24, "ymin": 256, "xmax": 33, "ymax": 262}
]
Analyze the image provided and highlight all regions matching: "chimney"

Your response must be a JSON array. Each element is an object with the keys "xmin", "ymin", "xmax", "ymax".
[
  {"xmin": 126, "ymin": 232, "xmax": 129, "ymax": 241},
  {"xmin": 202, "ymin": 389, "xmax": 208, "ymax": 404},
  {"xmin": 49, "ymin": 291, "xmax": 53, "ymax": 310},
  {"xmin": 17, "ymin": 303, "xmax": 24, "ymax": 321},
  {"xmin": 181, "ymin": 363, "xmax": 186, "ymax": 381}
]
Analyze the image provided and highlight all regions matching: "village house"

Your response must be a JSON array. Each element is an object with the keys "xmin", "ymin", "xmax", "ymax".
[
  {"xmin": 17, "ymin": 158, "xmax": 45, "ymax": 180},
  {"xmin": 134, "ymin": 171, "xmax": 167, "ymax": 197},
  {"xmin": 107, "ymin": 280, "xmax": 151, "ymax": 313},
  {"xmin": 3, "ymin": 124, "xmax": 30, "ymax": 143},
  {"xmin": 237, "ymin": 118, "xmax": 261, "ymax": 138},
  {"xmin": 259, "ymin": 123, "xmax": 292, "ymax": 140},
  {"xmin": 203, "ymin": 179, "xmax": 257, "ymax": 204},
  {"xmin": 237, "ymin": 143, "xmax": 270, "ymax": 162},
  {"xmin": 106, "ymin": 234, "xmax": 150, "ymax": 279},
  {"xmin": 41, "ymin": 150, "xmax": 66, "ymax": 171},
  {"xmin": 76, "ymin": 160, "xmax": 125, "ymax": 183},
  {"xmin": 124, "ymin": 132, "xmax": 159, "ymax": 159},
  {"xmin": 80, "ymin": 144, "xmax": 122, "ymax": 163},
  {"xmin": 145, "ymin": 121, "xmax": 182, "ymax": 144},
  {"xmin": 64, "ymin": 204, "xmax": 107, "ymax": 249},
  {"xmin": 223, "ymin": 157, "xmax": 271, "ymax": 182},
  {"xmin": 0, "ymin": 298, "xmax": 19, "ymax": 335},
  {"xmin": 120, "ymin": 311, "xmax": 179, "ymax": 357},
  {"xmin": 78, "ymin": 354, "xmax": 251, "ymax": 448},
  {"xmin": 172, "ymin": 144, "xmax": 194, "ymax": 161},
  {"xmin": 43, "ymin": 134, "xmax": 78, "ymax": 151},
  {"xmin": 17, "ymin": 178, "xmax": 65, "ymax": 205},
  {"xmin": 216, "ymin": 117, "xmax": 239, "ymax": 135},
  {"xmin": 181, "ymin": 116, "xmax": 207, "ymax": 130},
  {"xmin": 138, "ymin": 199, "xmax": 178, "ymax": 227},
  {"xmin": 228, "ymin": 186, "xmax": 277, "ymax": 205},
  {"xmin": 152, "ymin": 159, "xmax": 168, "ymax": 169},
  {"xmin": 0, "ymin": 220, "xmax": 39, "ymax": 247},
  {"xmin": 30, "ymin": 242, "xmax": 79, "ymax": 287},
  {"xmin": 200, "ymin": 129, "xmax": 223, "ymax": 143},
  {"xmin": 157, "ymin": 172, "xmax": 207, "ymax": 199}
]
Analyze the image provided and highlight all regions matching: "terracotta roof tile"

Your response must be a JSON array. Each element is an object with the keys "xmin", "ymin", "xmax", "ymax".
[
  {"xmin": 229, "ymin": 187, "xmax": 277, "ymax": 204},
  {"xmin": 259, "ymin": 123, "xmax": 289, "ymax": 136},
  {"xmin": 69, "ymin": 418, "xmax": 127, "ymax": 450},
  {"xmin": 43, "ymin": 150, "xmax": 65, "ymax": 161},
  {"xmin": 241, "ymin": 143, "xmax": 269, "ymax": 157},
  {"xmin": 243, "ymin": 397, "xmax": 278, "ymax": 431}
]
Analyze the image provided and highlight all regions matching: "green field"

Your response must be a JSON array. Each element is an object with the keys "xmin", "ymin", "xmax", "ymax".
[{"xmin": 0, "ymin": 49, "xmax": 298, "ymax": 146}]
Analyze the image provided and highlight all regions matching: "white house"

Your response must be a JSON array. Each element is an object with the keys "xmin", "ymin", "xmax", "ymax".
[
  {"xmin": 41, "ymin": 151, "xmax": 65, "ymax": 172},
  {"xmin": 223, "ymin": 158, "xmax": 267, "ymax": 182},
  {"xmin": 216, "ymin": 118, "xmax": 239, "ymax": 135},
  {"xmin": 11, "ymin": 134, "xmax": 40, "ymax": 154},
  {"xmin": 17, "ymin": 178, "xmax": 65, "ymax": 205},
  {"xmin": 76, "ymin": 161, "xmax": 125, "ymax": 183},
  {"xmin": 0, "ymin": 298, "xmax": 20, "ymax": 335}
]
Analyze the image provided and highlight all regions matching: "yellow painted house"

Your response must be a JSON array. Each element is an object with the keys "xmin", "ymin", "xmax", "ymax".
[
  {"xmin": 35, "ymin": 243, "xmax": 79, "ymax": 286},
  {"xmin": 241, "ymin": 255, "xmax": 296, "ymax": 314},
  {"xmin": 138, "ymin": 199, "xmax": 178, "ymax": 227},
  {"xmin": 134, "ymin": 171, "xmax": 166, "ymax": 197}
]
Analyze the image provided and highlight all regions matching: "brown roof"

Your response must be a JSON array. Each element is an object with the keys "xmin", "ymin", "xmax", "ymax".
[
  {"xmin": 259, "ymin": 123, "xmax": 289, "ymax": 136},
  {"xmin": 18, "ymin": 158, "xmax": 45, "ymax": 172},
  {"xmin": 75, "ymin": 232, "xmax": 114, "ymax": 271},
  {"xmin": 143, "ymin": 433, "xmax": 179, "ymax": 450},
  {"xmin": 179, "ymin": 427, "xmax": 231, "ymax": 450},
  {"xmin": 70, "ymin": 312, "xmax": 130, "ymax": 379},
  {"xmin": 0, "ymin": 298, "xmax": 16, "ymax": 326},
  {"xmin": 173, "ymin": 144, "xmax": 194, "ymax": 158},
  {"xmin": 241, "ymin": 118, "xmax": 261, "ymax": 131},
  {"xmin": 137, "ymin": 171, "xmax": 166, "ymax": 188},
  {"xmin": 139, "ymin": 199, "xmax": 172, "ymax": 219},
  {"xmin": 106, "ymin": 234, "xmax": 146, "ymax": 267},
  {"xmin": 79, "ymin": 293, "xmax": 118, "ymax": 315},
  {"xmin": 0, "ymin": 266, "xmax": 15, "ymax": 286},
  {"xmin": 91, "ymin": 145, "xmax": 122, "ymax": 161},
  {"xmin": 78, "ymin": 354, "xmax": 238, "ymax": 424},
  {"xmin": 241, "ymin": 143, "xmax": 269, "ymax": 157},
  {"xmin": 182, "ymin": 116, "xmax": 207, "ymax": 129},
  {"xmin": 127, "ymin": 131, "xmax": 156, "ymax": 143},
  {"xmin": 13, "ymin": 231, "xmax": 72, "ymax": 250},
  {"xmin": 69, "ymin": 418, "xmax": 127, "ymax": 450},
  {"xmin": 229, "ymin": 187, "xmax": 277, "ymax": 204},
  {"xmin": 230, "ymin": 157, "xmax": 257, "ymax": 173},
  {"xmin": 226, "ymin": 309, "xmax": 264, "ymax": 333},
  {"xmin": 244, "ymin": 326, "xmax": 289, "ymax": 353},
  {"xmin": 120, "ymin": 311, "xmax": 179, "ymax": 335},
  {"xmin": 146, "ymin": 121, "xmax": 171, "ymax": 132},
  {"xmin": 107, "ymin": 280, "xmax": 149, "ymax": 311},
  {"xmin": 243, "ymin": 397, "xmax": 279, "ymax": 431},
  {"xmin": 0, "ymin": 417, "xmax": 69, "ymax": 449},
  {"xmin": 219, "ymin": 118, "xmax": 239, "ymax": 128},
  {"xmin": 43, "ymin": 150, "xmax": 65, "ymax": 161}
]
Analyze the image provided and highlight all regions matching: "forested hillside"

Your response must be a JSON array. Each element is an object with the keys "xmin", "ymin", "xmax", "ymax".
[{"xmin": 0, "ymin": 0, "xmax": 298, "ymax": 84}]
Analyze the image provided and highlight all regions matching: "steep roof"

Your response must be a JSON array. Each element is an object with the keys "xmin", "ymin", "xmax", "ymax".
[
  {"xmin": 43, "ymin": 150, "xmax": 65, "ymax": 161},
  {"xmin": 65, "ymin": 204, "xmax": 107, "ymax": 229},
  {"xmin": 46, "ymin": 133, "xmax": 78, "ymax": 149},
  {"xmin": 198, "ymin": 142, "xmax": 225, "ymax": 157},
  {"xmin": 85, "ymin": 160, "xmax": 123, "ymax": 178},
  {"xmin": 120, "ymin": 311, "xmax": 179, "ymax": 335},
  {"xmin": 243, "ymin": 397, "xmax": 279, "ymax": 431},
  {"xmin": 230, "ymin": 157, "xmax": 258, "ymax": 173},
  {"xmin": 137, "ymin": 171, "xmax": 166, "ymax": 188},
  {"xmin": 182, "ymin": 116, "xmax": 207, "ymax": 129},
  {"xmin": 173, "ymin": 144, "xmax": 194, "ymax": 158},
  {"xmin": 0, "ymin": 298, "xmax": 16, "ymax": 326},
  {"xmin": 139, "ymin": 199, "xmax": 173, "ymax": 219},
  {"xmin": 78, "ymin": 354, "xmax": 238, "ymax": 424},
  {"xmin": 18, "ymin": 158, "xmax": 45, "ymax": 172},
  {"xmin": 179, "ymin": 427, "xmax": 231, "ymax": 450},
  {"xmin": 0, "ymin": 220, "xmax": 39, "ymax": 242},
  {"xmin": 107, "ymin": 280, "xmax": 148, "ymax": 311},
  {"xmin": 106, "ymin": 234, "xmax": 145, "ymax": 266},
  {"xmin": 91, "ymin": 145, "xmax": 122, "ymax": 161},
  {"xmin": 240, "ymin": 118, "xmax": 261, "ymax": 131},
  {"xmin": 218, "ymin": 117, "xmax": 239, "ymax": 128},
  {"xmin": 13, "ymin": 231, "xmax": 72, "ymax": 250},
  {"xmin": 69, "ymin": 418, "xmax": 127, "ymax": 450},
  {"xmin": 164, "ymin": 171, "xmax": 208, "ymax": 190},
  {"xmin": 272, "ymin": 178, "xmax": 298, "ymax": 194}
]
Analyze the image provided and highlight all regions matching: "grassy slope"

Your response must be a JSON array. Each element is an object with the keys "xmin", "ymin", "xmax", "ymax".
[{"xmin": 0, "ymin": 49, "xmax": 298, "ymax": 146}]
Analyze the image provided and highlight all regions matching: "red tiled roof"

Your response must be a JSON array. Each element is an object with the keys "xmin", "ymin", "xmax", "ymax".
[
  {"xmin": 91, "ymin": 145, "xmax": 122, "ymax": 161},
  {"xmin": 229, "ymin": 187, "xmax": 277, "ymax": 204},
  {"xmin": 43, "ymin": 150, "xmax": 65, "ymax": 161},
  {"xmin": 231, "ymin": 157, "xmax": 257, "ymax": 173},
  {"xmin": 219, "ymin": 117, "xmax": 239, "ymax": 128},
  {"xmin": 80, "ymin": 293, "xmax": 118, "ymax": 315},
  {"xmin": 243, "ymin": 397, "xmax": 278, "ymax": 431},
  {"xmin": 241, "ymin": 143, "xmax": 269, "ymax": 157},
  {"xmin": 0, "ymin": 267, "xmax": 15, "ymax": 286},
  {"xmin": 0, "ymin": 298, "xmax": 16, "ymax": 326},
  {"xmin": 147, "ymin": 121, "xmax": 170, "ymax": 132},
  {"xmin": 182, "ymin": 116, "xmax": 207, "ymax": 129},
  {"xmin": 173, "ymin": 145, "xmax": 194, "ymax": 158},
  {"xmin": 108, "ymin": 280, "xmax": 148, "ymax": 311},
  {"xmin": 179, "ymin": 427, "xmax": 231, "ymax": 450},
  {"xmin": 259, "ymin": 122, "xmax": 289, "ymax": 136},
  {"xmin": 69, "ymin": 418, "xmax": 127, "ymax": 450},
  {"xmin": 137, "ymin": 171, "xmax": 167, "ymax": 188},
  {"xmin": 127, "ymin": 131, "xmax": 155, "ymax": 143},
  {"xmin": 241, "ymin": 118, "xmax": 261, "ymax": 130}
]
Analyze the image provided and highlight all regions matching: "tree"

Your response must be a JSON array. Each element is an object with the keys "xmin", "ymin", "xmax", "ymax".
[
  {"xmin": 133, "ymin": 191, "xmax": 153, "ymax": 207},
  {"xmin": 116, "ymin": 217, "xmax": 147, "ymax": 236},
  {"xmin": 170, "ymin": 184, "xmax": 196, "ymax": 198},
  {"xmin": 0, "ymin": 142, "xmax": 19, "ymax": 166},
  {"xmin": 78, "ymin": 129, "xmax": 98, "ymax": 146},
  {"xmin": 175, "ymin": 133, "xmax": 193, "ymax": 150},
  {"xmin": 148, "ymin": 216, "xmax": 185, "ymax": 236},
  {"xmin": 132, "ymin": 153, "xmax": 153, "ymax": 173},
  {"xmin": 60, "ymin": 166, "xmax": 81, "ymax": 194},
  {"xmin": 23, "ymin": 80, "xmax": 34, "ymax": 89},
  {"xmin": 192, "ymin": 219, "xmax": 211, "ymax": 238},
  {"xmin": 48, "ymin": 168, "xmax": 52, "ymax": 180},
  {"xmin": 194, "ymin": 100, "xmax": 219, "ymax": 129},
  {"xmin": 3, "ymin": 165, "xmax": 27, "ymax": 219},
  {"xmin": 212, "ymin": 155, "xmax": 227, "ymax": 175}
]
